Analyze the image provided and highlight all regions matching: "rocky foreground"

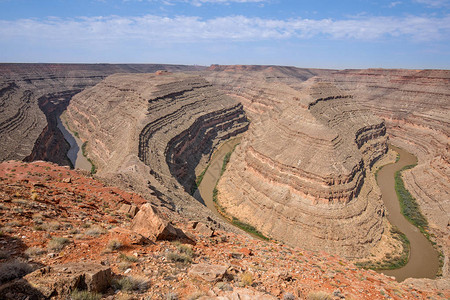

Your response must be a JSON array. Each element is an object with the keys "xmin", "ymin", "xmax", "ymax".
[{"xmin": 0, "ymin": 160, "xmax": 448, "ymax": 299}]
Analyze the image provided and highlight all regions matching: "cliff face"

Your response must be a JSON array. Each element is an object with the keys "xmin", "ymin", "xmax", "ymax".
[
  {"xmin": 66, "ymin": 73, "xmax": 248, "ymax": 217},
  {"xmin": 325, "ymin": 69, "xmax": 450, "ymax": 275},
  {"xmin": 209, "ymin": 74, "xmax": 388, "ymax": 258},
  {"xmin": 0, "ymin": 63, "xmax": 204, "ymax": 164}
]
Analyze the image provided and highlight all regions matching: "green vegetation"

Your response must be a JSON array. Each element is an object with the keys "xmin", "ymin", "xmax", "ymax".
[
  {"xmin": 81, "ymin": 142, "xmax": 97, "ymax": 174},
  {"xmin": 395, "ymin": 164, "xmax": 429, "ymax": 235},
  {"xmin": 166, "ymin": 251, "xmax": 192, "ymax": 264},
  {"xmin": 191, "ymin": 162, "xmax": 211, "ymax": 194},
  {"xmin": 231, "ymin": 217, "xmax": 269, "ymax": 241},
  {"xmin": 212, "ymin": 146, "xmax": 270, "ymax": 241}
]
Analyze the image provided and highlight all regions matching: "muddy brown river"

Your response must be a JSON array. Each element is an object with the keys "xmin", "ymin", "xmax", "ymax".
[
  {"xmin": 377, "ymin": 145, "xmax": 439, "ymax": 281},
  {"xmin": 193, "ymin": 137, "xmax": 241, "ymax": 222},
  {"xmin": 57, "ymin": 113, "xmax": 91, "ymax": 171},
  {"xmin": 195, "ymin": 140, "xmax": 440, "ymax": 282}
]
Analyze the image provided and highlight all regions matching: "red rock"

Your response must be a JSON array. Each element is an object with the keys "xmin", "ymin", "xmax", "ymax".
[
  {"xmin": 238, "ymin": 248, "xmax": 253, "ymax": 256},
  {"xmin": 130, "ymin": 203, "xmax": 184, "ymax": 241}
]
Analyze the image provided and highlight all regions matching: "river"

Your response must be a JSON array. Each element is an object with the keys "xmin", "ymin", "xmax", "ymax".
[
  {"xmin": 193, "ymin": 137, "xmax": 241, "ymax": 222},
  {"xmin": 378, "ymin": 145, "xmax": 439, "ymax": 281},
  {"xmin": 56, "ymin": 113, "xmax": 91, "ymax": 171},
  {"xmin": 195, "ymin": 140, "xmax": 440, "ymax": 281}
]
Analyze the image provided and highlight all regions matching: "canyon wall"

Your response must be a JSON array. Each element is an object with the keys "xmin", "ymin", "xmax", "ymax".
[
  {"xmin": 65, "ymin": 72, "xmax": 248, "ymax": 217},
  {"xmin": 210, "ymin": 74, "xmax": 388, "ymax": 258},
  {"xmin": 0, "ymin": 64, "xmax": 203, "ymax": 164},
  {"xmin": 325, "ymin": 69, "xmax": 450, "ymax": 275}
]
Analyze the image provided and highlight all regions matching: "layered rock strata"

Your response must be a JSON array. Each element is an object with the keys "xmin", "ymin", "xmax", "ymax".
[
  {"xmin": 65, "ymin": 73, "xmax": 248, "ymax": 215},
  {"xmin": 214, "ymin": 78, "xmax": 388, "ymax": 258},
  {"xmin": 325, "ymin": 69, "xmax": 450, "ymax": 275},
  {"xmin": 0, "ymin": 63, "xmax": 202, "ymax": 164}
]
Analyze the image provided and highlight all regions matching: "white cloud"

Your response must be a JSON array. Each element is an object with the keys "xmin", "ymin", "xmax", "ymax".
[
  {"xmin": 414, "ymin": 0, "xmax": 450, "ymax": 7},
  {"xmin": 0, "ymin": 14, "xmax": 449, "ymax": 45},
  {"xmin": 389, "ymin": 1, "xmax": 402, "ymax": 8}
]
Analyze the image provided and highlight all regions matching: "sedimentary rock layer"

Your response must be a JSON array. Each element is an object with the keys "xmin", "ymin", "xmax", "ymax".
[
  {"xmin": 212, "ymin": 74, "xmax": 388, "ymax": 258},
  {"xmin": 325, "ymin": 69, "xmax": 450, "ymax": 275},
  {"xmin": 0, "ymin": 63, "xmax": 203, "ymax": 164},
  {"xmin": 66, "ymin": 72, "xmax": 248, "ymax": 214}
]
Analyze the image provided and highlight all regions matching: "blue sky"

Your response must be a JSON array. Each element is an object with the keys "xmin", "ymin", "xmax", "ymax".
[{"xmin": 0, "ymin": 0, "xmax": 449, "ymax": 69}]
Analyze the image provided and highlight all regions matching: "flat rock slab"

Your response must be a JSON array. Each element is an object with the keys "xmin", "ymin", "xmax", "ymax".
[
  {"xmin": 188, "ymin": 263, "xmax": 230, "ymax": 282},
  {"xmin": 23, "ymin": 262, "xmax": 112, "ymax": 298}
]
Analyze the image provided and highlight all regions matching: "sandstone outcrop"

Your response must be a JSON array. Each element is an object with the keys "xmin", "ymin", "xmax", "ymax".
[
  {"xmin": 24, "ymin": 263, "xmax": 112, "ymax": 297},
  {"xmin": 65, "ymin": 73, "xmax": 248, "ymax": 219},
  {"xmin": 212, "ymin": 76, "xmax": 388, "ymax": 258},
  {"xmin": 130, "ymin": 203, "xmax": 186, "ymax": 241}
]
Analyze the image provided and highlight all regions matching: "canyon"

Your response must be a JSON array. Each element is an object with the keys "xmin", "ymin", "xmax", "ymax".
[{"xmin": 0, "ymin": 64, "xmax": 449, "ymax": 298}]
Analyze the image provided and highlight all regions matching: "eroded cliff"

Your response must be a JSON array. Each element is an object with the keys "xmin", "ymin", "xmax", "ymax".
[
  {"xmin": 209, "ymin": 75, "xmax": 388, "ymax": 258},
  {"xmin": 325, "ymin": 69, "xmax": 450, "ymax": 276},
  {"xmin": 65, "ymin": 72, "xmax": 248, "ymax": 218},
  {"xmin": 0, "ymin": 63, "xmax": 203, "ymax": 165}
]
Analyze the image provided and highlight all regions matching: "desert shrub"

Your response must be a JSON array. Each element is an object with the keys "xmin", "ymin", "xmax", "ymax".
[
  {"xmin": 119, "ymin": 253, "xmax": 138, "ymax": 262},
  {"xmin": 177, "ymin": 244, "xmax": 193, "ymax": 257},
  {"xmin": 0, "ymin": 260, "xmax": 33, "ymax": 284},
  {"xmin": 47, "ymin": 237, "xmax": 70, "ymax": 251},
  {"xmin": 307, "ymin": 291, "xmax": 332, "ymax": 300},
  {"xmin": 240, "ymin": 271, "xmax": 253, "ymax": 287},
  {"xmin": 24, "ymin": 246, "xmax": 46, "ymax": 257},
  {"xmin": 30, "ymin": 192, "xmax": 38, "ymax": 201},
  {"xmin": 85, "ymin": 226, "xmax": 106, "ymax": 237},
  {"xmin": 43, "ymin": 221, "xmax": 60, "ymax": 231},
  {"xmin": 106, "ymin": 239, "xmax": 122, "ymax": 251},
  {"xmin": 6, "ymin": 220, "xmax": 22, "ymax": 227},
  {"xmin": 118, "ymin": 261, "xmax": 132, "ymax": 272},
  {"xmin": 113, "ymin": 276, "xmax": 150, "ymax": 292},
  {"xmin": 166, "ymin": 252, "xmax": 192, "ymax": 264},
  {"xmin": 69, "ymin": 228, "xmax": 80, "ymax": 234},
  {"xmin": 70, "ymin": 289, "xmax": 101, "ymax": 300}
]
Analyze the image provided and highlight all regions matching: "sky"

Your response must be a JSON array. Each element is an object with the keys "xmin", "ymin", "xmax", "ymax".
[{"xmin": 0, "ymin": 0, "xmax": 449, "ymax": 69}]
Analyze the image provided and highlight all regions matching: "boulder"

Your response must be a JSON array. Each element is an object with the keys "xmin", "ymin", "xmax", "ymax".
[
  {"xmin": 194, "ymin": 222, "xmax": 215, "ymax": 237},
  {"xmin": 22, "ymin": 262, "xmax": 112, "ymax": 298},
  {"xmin": 130, "ymin": 203, "xmax": 186, "ymax": 241},
  {"xmin": 188, "ymin": 263, "xmax": 230, "ymax": 282}
]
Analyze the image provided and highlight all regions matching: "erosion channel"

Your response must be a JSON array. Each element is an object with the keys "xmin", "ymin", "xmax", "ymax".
[{"xmin": 378, "ymin": 145, "xmax": 439, "ymax": 281}]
